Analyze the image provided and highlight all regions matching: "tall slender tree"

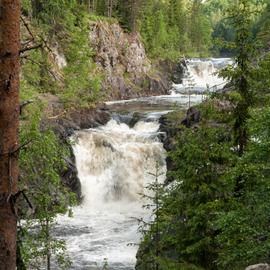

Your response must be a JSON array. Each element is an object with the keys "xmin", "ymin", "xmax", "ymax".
[
  {"xmin": 0, "ymin": 1, "xmax": 20, "ymax": 269},
  {"xmin": 107, "ymin": 0, "xmax": 114, "ymax": 17},
  {"xmin": 229, "ymin": 0, "xmax": 254, "ymax": 156},
  {"xmin": 130, "ymin": 0, "xmax": 139, "ymax": 32}
]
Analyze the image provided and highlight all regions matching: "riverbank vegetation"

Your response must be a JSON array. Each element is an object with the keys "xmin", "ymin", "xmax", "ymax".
[{"xmin": 137, "ymin": 1, "xmax": 270, "ymax": 269}]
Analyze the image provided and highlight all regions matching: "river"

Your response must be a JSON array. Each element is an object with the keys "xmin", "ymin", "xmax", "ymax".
[{"xmin": 55, "ymin": 58, "xmax": 231, "ymax": 270}]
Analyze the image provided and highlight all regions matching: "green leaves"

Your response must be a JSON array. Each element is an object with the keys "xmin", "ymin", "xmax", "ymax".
[
  {"xmin": 139, "ymin": 0, "xmax": 212, "ymax": 60},
  {"xmin": 138, "ymin": 104, "xmax": 270, "ymax": 269},
  {"xmin": 19, "ymin": 108, "xmax": 76, "ymax": 269}
]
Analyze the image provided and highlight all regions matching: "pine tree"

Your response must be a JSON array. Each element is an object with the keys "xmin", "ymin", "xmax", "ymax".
[{"xmin": 0, "ymin": 1, "xmax": 21, "ymax": 269}]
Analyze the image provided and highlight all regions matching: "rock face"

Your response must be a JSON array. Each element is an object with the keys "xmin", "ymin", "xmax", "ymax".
[
  {"xmin": 39, "ymin": 94, "xmax": 111, "ymax": 199},
  {"xmin": 89, "ymin": 21, "xmax": 169, "ymax": 99},
  {"xmin": 171, "ymin": 59, "xmax": 187, "ymax": 84},
  {"xmin": 246, "ymin": 264, "xmax": 270, "ymax": 270},
  {"xmin": 159, "ymin": 110, "xmax": 185, "ymax": 184},
  {"xmin": 35, "ymin": 21, "xmax": 174, "ymax": 200},
  {"xmin": 158, "ymin": 59, "xmax": 186, "ymax": 85}
]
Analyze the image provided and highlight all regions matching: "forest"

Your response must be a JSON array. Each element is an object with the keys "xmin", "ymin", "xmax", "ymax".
[{"xmin": 0, "ymin": 0, "xmax": 270, "ymax": 269}]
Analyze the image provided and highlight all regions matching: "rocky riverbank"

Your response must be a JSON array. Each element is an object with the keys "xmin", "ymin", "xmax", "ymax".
[
  {"xmin": 39, "ymin": 93, "xmax": 111, "ymax": 199},
  {"xmin": 34, "ymin": 18, "xmax": 179, "ymax": 199}
]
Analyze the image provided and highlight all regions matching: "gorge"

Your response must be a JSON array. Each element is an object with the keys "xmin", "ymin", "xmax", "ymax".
[{"xmin": 54, "ymin": 58, "xmax": 230, "ymax": 270}]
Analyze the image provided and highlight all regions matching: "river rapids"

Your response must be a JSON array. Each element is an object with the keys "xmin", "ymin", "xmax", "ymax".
[{"xmin": 54, "ymin": 58, "xmax": 231, "ymax": 270}]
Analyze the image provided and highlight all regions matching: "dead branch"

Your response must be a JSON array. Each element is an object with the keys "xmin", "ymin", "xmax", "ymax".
[
  {"xmin": 20, "ymin": 15, "xmax": 35, "ymax": 41},
  {"xmin": 21, "ymin": 39, "xmax": 34, "ymax": 47},
  {"xmin": 20, "ymin": 100, "xmax": 34, "ymax": 115},
  {"xmin": 20, "ymin": 44, "xmax": 42, "ymax": 54},
  {"xmin": 23, "ymin": 56, "xmax": 60, "ymax": 81},
  {"xmin": 12, "ymin": 140, "xmax": 33, "ymax": 155},
  {"xmin": 38, "ymin": 35, "xmax": 54, "ymax": 54},
  {"xmin": 20, "ymin": 16, "xmax": 53, "ymax": 54},
  {"xmin": 47, "ymin": 111, "xmax": 67, "ymax": 119}
]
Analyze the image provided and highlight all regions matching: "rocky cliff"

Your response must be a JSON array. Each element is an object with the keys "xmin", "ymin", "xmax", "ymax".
[
  {"xmin": 38, "ymin": 93, "xmax": 111, "ymax": 199},
  {"xmin": 89, "ymin": 20, "xmax": 170, "ymax": 99},
  {"xmin": 27, "ymin": 19, "xmax": 172, "ymax": 199}
]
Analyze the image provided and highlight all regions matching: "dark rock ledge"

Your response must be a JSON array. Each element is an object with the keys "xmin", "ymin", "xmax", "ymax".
[{"xmin": 39, "ymin": 94, "xmax": 111, "ymax": 200}]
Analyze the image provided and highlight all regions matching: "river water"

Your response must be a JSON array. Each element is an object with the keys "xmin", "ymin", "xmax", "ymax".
[{"xmin": 55, "ymin": 58, "xmax": 231, "ymax": 270}]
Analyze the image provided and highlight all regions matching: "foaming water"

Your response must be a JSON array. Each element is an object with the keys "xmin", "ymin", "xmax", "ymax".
[
  {"xmin": 55, "ymin": 58, "xmax": 232, "ymax": 269},
  {"xmin": 56, "ymin": 120, "xmax": 166, "ymax": 269},
  {"xmin": 172, "ymin": 58, "xmax": 232, "ymax": 94}
]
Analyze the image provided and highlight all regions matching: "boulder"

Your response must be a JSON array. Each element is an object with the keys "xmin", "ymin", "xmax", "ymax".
[
  {"xmin": 39, "ymin": 94, "xmax": 111, "ymax": 200},
  {"xmin": 172, "ymin": 59, "xmax": 187, "ymax": 84},
  {"xmin": 246, "ymin": 264, "xmax": 270, "ymax": 270},
  {"xmin": 181, "ymin": 107, "xmax": 201, "ymax": 128},
  {"xmin": 61, "ymin": 150, "xmax": 82, "ymax": 201}
]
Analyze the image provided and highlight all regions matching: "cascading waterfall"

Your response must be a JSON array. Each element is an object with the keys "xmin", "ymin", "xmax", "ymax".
[
  {"xmin": 75, "ymin": 120, "xmax": 166, "ymax": 206},
  {"xmin": 56, "ymin": 119, "xmax": 166, "ymax": 270},
  {"xmin": 172, "ymin": 58, "xmax": 232, "ymax": 94},
  {"xmin": 55, "ymin": 58, "xmax": 231, "ymax": 270}
]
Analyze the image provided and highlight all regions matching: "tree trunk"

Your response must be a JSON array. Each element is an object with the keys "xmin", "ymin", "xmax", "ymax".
[
  {"xmin": 107, "ymin": 0, "xmax": 113, "ymax": 17},
  {"xmin": 89, "ymin": 0, "xmax": 96, "ymax": 13},
  {"xmin": 87, "ymin": 0, "xmax": 91, "ymax": 13},
  {"xmin": 131, "ymin": 0, "xmax": 138, "ymax": 33},
  {"xmin": 45, "ymin": 220, "xmax": 51, "ymax": 270},
  {"xmin": 0, "ymin": 1, "xmax": 20, "ymax": 270}
]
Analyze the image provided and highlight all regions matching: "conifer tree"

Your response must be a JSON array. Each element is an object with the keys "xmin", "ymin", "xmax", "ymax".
[
  {"xmin": 0, "ymin": 1, "xmax": 21, "ymax": 269},
  {"xmin": 229, "ymin": 0, "xmax": 254, "ymax": 156}
]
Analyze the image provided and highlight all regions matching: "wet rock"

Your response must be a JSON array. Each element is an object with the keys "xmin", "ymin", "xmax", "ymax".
[
  {"xmin": 181, "ymin": 107, "xmax": 201, "ymax": 128},
  {"xmin": 246, "ymin": 264, "xmax": 270, "ymax": 270},
  {"xmin": 159, "ymin": 112, "xmax": 184, "ymax": 181},
  {"xmin": 172, "ymin": 59, "xmax": 187, "ymax": 84},
  {"xmin": 39, "ymin": 94, "xmax": 111, "ymax": 199},
  {"xmin": 158, "ymin": 59, "xmax": 185, "ymax": 85},
  {"xmin": 130, "ymin": 112, "xmax": 144, "ymax": 127},
  {"xmin": 61, "ymin": 151, "xmax": 82, "ymax": 201}
]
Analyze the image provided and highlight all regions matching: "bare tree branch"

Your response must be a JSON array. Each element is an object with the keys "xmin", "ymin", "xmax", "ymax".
[{"xmin": 20, "ymin": 43, "xmax": 42, "ymax": 54}]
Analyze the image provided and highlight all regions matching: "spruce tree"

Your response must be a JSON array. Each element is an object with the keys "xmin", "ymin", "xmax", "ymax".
[{"xmin": 227, "ymin": 0, "xmax": 255, "ymax": 156}]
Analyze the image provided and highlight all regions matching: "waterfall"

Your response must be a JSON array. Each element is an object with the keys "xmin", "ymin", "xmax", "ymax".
[
  {"xmin": 74, "ymin": 120, "xmax": 166, "ymax": 206},
  {"xmin": 55, "ymin": 57, "xmax": 232, "ymax": 270},
  {"xmin": 57, "ymin": 119, "xmax": 166, "ymax": 270},
  {"xmin": 172, "ymin": 58, "xmax": 232, "ymax": 94}
]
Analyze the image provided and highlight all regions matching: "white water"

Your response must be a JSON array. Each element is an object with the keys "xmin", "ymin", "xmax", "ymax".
[
  {"xmin": 172, "ymin": 58, "xmax": 232, "ymax": 94},
  {"xmin": 57, "ymin": 120, "xmax": 166, "ymax": 269},
  {"xmin": 55, "ymin": 58, "xmax": 231, "ymax": 270}
]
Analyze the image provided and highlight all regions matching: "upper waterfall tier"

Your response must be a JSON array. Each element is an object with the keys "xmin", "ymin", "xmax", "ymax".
[{"xmin": 172, "ymin": 58, "xmax": 232, "ymax": 94}]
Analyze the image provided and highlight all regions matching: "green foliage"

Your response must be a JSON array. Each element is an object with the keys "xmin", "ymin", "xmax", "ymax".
[
  {"xmin": 139, "ymin": 0, "xmax": 212, "ymax": 60},
  {"xmin": 251, "ymin": 52, "xmax": 270, "ymax": 104},
  {"xmin": 204, "ymin": 0, "xmax": 267, "ymax": 55},
  {"xmin": 187, "ymin": 0, "xmax": 213, "ymax": 54},
  {"xmin": 219, "ymin": 0, "xmax": 256, "ymax": 156},
  {"xmin": 166, "ymin": 125, "xmax": 234, "ymax": 270},
  {"xmin": 55, "ymin": 10, "xmax": 103, "ymax": 107},
  {"xmin": 215, "ymin": 107, "xmax": 270, "ymax": 269},
  {"xmin": 19, "ymin": 107, "xmax": 76, "ymax": 269},
  {"xmin": 255, "ymin": 2, "xmax": 270, "ymax": 45},
  {"xmin": 21, "ymin": 0, "xmax": 103, "ymax": 108},
  {"xmin": 138, "ymin": 2, "xmax": 270, "ymax": 268},
  {"xmin": 138, "ymin": 118, "xmax": 235, "ymax": 270}
]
